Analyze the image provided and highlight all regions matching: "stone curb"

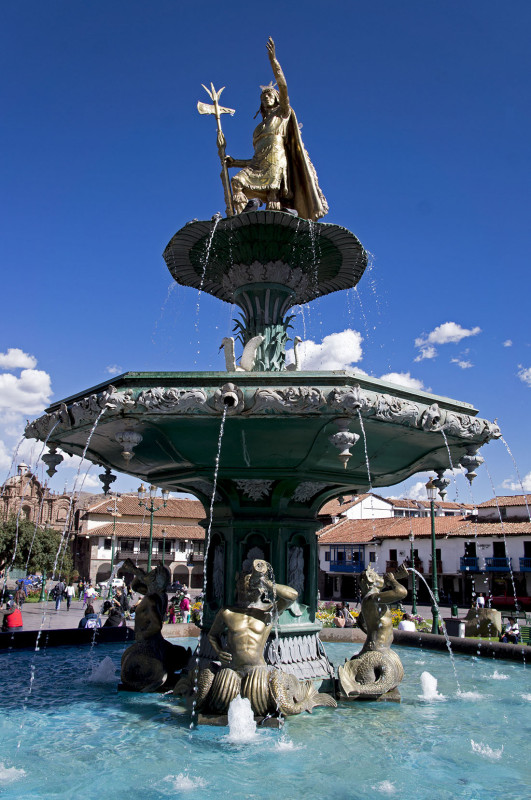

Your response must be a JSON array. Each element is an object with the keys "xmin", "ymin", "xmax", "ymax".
[{"xmin": 317, "ymin": 626, "xmax": 530, "ymax": 662}]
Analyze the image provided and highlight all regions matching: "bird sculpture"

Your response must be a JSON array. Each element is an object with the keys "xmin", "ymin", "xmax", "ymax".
[
  {"xmin": 285, "ymin": 336, "xmax": 303, "ymax": 371},
  {"xmin": 220, "ymin": 335, "xmax": 265, "ymax": 372}
]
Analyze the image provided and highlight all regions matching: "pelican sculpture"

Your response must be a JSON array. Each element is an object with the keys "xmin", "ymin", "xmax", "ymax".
[{"xmin": 220, "ymin": 335, "xmax": 265, "ymax": 372}]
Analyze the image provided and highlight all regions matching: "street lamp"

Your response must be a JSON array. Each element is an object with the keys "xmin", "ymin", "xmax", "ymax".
[
  {"xmin": 106, "ymin": 494, "xmax": 122, "ymax": 598},
  {"xmin": 138, "ymin": 485, "xmax": 170, "ymax": 572},
  {"xmin": 426, "ymin": 477, "xmax": 440, "ymax": 634},
  {"xmin": 409, "ymin": 532, "xmax": 417, "ymax": 615},
  {"xmin": 161, "ymin": 528, "xmax": 166, "ymax": 567}
]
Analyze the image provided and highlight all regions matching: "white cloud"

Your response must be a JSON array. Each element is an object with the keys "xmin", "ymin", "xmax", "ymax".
[
  {"xmin": 0, "ymin": 369, "xmax": 52, "ymax": 415},
  {"xmin": 379, "ymin": 372, "xmax": 427, "ymax": 391},
  {"xmin": 105, "ymin": 365, "xmax": 123, "ymax": 376},
  {"xmin": 415, "ymin": 322, "xmax": 481, "ymax": 361},
  {"xmin": 451, "ymin": 358, "xmax": 474, "ymax": 369},
  {"xmin": 517, "ymin": 366, "xmax": 531, "ymax": 387},
  {"xmin": 286, "ymin": 329, "xmax": 363, "ymax": 371},
  {"xmin": 503, "ymin": 340, "xmax": 513, "ymax": 348},
  {"xmin": 501, "ymin": 471, "xmax": 531, "ymax": 492},
  {"xmin": 403, "ymin": 480, "xmax": 430, "ymax": 501},
  {"xmin": 0, "ymin": 348, "xmax": 37, "ymax": 370},
  {"xmin": 414, "ymin": 345, "xmax": 437, "ymax": 362}
]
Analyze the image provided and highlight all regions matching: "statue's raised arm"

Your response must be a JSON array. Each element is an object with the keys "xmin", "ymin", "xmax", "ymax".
[
  {"xmin": 266, "ymin": 37, "xmax": 289, "ymax": 117},
  {"xmin": 227, "ymin": 37, "xmax": 328, "ymax": 220}
]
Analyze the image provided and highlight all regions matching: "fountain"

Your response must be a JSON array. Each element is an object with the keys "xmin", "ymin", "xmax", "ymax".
[{"xmin": 23, "ymin": 39, "xmax": 503, "ymax": 707}]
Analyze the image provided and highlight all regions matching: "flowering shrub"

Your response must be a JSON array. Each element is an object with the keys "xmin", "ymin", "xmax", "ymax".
[
  {"xmin": 316, "ymin": 601, "xmax": 359, "ymax": 627},
  {"xmin": 191, "ymin": 600, "xmax": 202, "ymax": 625}
]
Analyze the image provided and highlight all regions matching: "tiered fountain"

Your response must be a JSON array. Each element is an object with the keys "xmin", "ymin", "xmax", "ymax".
[{"xmin": 25, "ymin": 40, "xmax": 500, "ymax": 699}]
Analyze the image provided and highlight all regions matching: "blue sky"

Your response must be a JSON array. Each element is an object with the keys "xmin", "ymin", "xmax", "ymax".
[{"xmin": 1, "ymin": 1, "xmax": 530, "ymax": 504}]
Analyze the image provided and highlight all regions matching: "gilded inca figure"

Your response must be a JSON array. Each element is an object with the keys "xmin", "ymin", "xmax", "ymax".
[
  {"xmin": 120, "ymin": 561, "xmax": 190, "ymax": 692},
  {"xmin": 338, "ymin": 566, "xmax": 408, "ymax": 700},
  {"xmin": 174, "ymin": 559, "xmax": 336, "ymax": 716},
  {"xmin": 226, "ymin": 38, "xmax": 328, "ymax": 221}
]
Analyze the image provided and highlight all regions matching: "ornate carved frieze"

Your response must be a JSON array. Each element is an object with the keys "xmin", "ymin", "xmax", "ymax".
[
  {"xmin": 234, "ymin": 479, "xmax": 274, "ymax": 500},
  {"xmin": 250, "ymin": 386, "xmax": 325, "ymax": 414},
  {"xmin": 137, "ymin": 387, "xmax": 210, "ymax": 413},
  {"xmin": 292, "ymin": 482, "xmax": 329, "ymax": 503},
  {"xmin": 442, "ymin": 412, "xmax": 483, "ymax": 439},
  {"xmin": 221, "ymin": 260, "xmax": 310, "ymax": 300},
  {"xmin": 373, "ymin": 394, "xmax": 419, "ymax": 427}
]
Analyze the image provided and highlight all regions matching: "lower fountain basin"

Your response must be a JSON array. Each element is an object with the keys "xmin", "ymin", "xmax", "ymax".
[{"xmin": 1, "ymin": 639, "xmax": 527, "ymax": 799}]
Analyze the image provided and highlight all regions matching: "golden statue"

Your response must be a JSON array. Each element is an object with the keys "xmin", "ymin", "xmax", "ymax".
[
  {"xmin": 338, "ymin": 566, "xmax": 408, "ymax": 700},
  {"xmin": 225, "ymin": 38, "xmax": 328, "ymax": 220},
  {"xmin": 174, "ymin": 559, "xmax": 336, "ymax": 717}
]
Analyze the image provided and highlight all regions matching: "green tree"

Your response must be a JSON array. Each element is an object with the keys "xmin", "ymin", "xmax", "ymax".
[{"xmin": 0, "ymin": 515, "xmax": 73, "ymax": 578}]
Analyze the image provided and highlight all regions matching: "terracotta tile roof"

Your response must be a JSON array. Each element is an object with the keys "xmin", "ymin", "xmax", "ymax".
[
  {"xmin": 317, "ymin": 516, "xmax": 531, "ymax": 545},
  {"xmin": 477, "ymin": 495, "xmax": 531, "ymax": 508},
  {"xmin": 318, "ymin": 494, "xmax": 373, "ymax": 516},
  {"xmin": 86, "ymin": 494, "xmax": 205, "ymax": 519},
  {"xmin": 87, "ymin": 522, "xmax": 205, "ymax": 540},
  {"xmin": 387, "ymin": 498, "xmax": 422, "ymax": 509}
]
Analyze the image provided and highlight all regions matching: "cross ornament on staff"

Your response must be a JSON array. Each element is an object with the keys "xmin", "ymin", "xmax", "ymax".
[{"xmin": 197, "ymin": 83, "xmax": 235, "ymax": 217}]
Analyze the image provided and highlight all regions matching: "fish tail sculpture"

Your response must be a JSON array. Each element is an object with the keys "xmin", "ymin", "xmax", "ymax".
[
  {"xmin": 268, "ymin": 670, "xmax": 337, "ymax": 715},
  {"xmin": 337, "ymin": 650, "xmax": 404, "ymax": 699}
]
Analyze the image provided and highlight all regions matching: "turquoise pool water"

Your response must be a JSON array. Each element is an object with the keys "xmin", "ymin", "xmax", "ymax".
[{"xmin": 0, "ymin": 639, "xmax": 529, "ymax": 800}]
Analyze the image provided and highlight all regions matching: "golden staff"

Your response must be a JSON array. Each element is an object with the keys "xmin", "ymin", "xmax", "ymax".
[{"xmin": 197, "ymin": 83, "xmax": 235, "ymax": 217}]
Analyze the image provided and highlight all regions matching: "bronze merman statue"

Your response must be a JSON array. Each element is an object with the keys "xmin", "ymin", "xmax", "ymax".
[
  {"xmin": 174, "ymin": 559, "xmax": 336, "ymax": 717},
  {"xmin": 120, "ymin": 561, "xmax": 191, "ymax": 692},
  {"xmin": 225, "ymin": 38, "xmax": 328, "ymax": 220},
  {"xmin": 337, "ymin": 565, "xmax": 408, "ymax": 700}
]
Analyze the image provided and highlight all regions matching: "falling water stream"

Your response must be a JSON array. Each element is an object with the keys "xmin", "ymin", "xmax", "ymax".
[{"xmin": 190, "ymin": 405, "xmax": 227, "ymax": 727}]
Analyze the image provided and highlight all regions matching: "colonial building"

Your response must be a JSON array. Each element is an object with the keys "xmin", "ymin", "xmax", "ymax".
[
  {"xmin": 317, "ymin": 493, "xmax": 531, "ymax": 606},
  {"xmin": 0, "ymin": 463, "xmax": 85, "ymax": 531},
  {"xmin": 76, "ymin": 494, "xmax": 206, "ymax": 588}
]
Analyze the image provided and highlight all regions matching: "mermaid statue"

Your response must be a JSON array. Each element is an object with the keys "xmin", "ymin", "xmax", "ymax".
[
  {"xmin": 338, "ymin": 565, "xmax": 408, "ymax": 700},
  {"xmin": 174, "ymin": 559, "xmax": 336, "ymax": 717},
  {"xmin": 226, "ymin": 38, "xmax": 328, "ymax": 221},
  {"xmin": 120, "ymin": 561, "xmax": 191, "ymax": 692}
]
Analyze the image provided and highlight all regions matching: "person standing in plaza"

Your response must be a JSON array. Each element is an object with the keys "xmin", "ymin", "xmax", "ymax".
[
  {"xmin": 2, "ymin": 600, "xmax": 23, "ymax": 631},
  {"xmin": 54, "ymin": 578, "xmax": 65, "ymax": 611},
  {"xmin": 66, "ymin": 582, "xmax": 76, "ymax": 611},
  {"xmin": 180, "ymin": 593, "xmax": 191, "ymax": 623}
]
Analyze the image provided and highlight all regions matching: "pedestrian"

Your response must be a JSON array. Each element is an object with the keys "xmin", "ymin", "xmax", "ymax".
[
  {"xmin": 180, "ymin": 593, "xmax": 191, "ymax": 623},
  {"xmin": 2, "ymin": 600, "xmax": 23, "ymax": 631},
  {"xmin": 103, "ymin": 607, "xmax": 125, "ymax": 628},
  {"xmin": 54, "ymin": 578, "xmax": 66, "ymax": 611},
  {"xmin": 78, "ymin": 580, "xmax": 85, "ymax": 600},
  {"xmin": 78, "ymin": 604, "xmax": 101, "ymax": 629},
  {"xmin": 66, "ymin": 582, "xmax": 76, "ymax": 611},
  {"xmin": 167, "ymin": 603, "xmax": 176, "ymax": 624},
  {"xmin": 500, "ymin": 617, "xmax": 520, "ymax": 644},
  {"xmin": 14, "ymin": 585, "xmax": 26, "ymax": 606},
  {"xmin": 476, "ymin": 593, "xmax": 485, "ymax": 609},
  {"xmin": 398, "ymin": 612, "xmax": 417, "ymax": 631}
]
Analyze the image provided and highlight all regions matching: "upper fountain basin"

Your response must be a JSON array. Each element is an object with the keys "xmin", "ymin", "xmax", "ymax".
[{"xmin": 163, "ymin": 211, "xmax": 368, "ymax": 307}]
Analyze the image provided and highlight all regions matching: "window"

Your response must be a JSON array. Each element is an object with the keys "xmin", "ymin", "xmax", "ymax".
[
  {"xmin": 524, "ymin": 542, "xmax": 531, "ymax": 557},
  {"xmin": 179, "ymin": 540, "xmax": 187, "ymax": 552},
  {"xmin": 325, "ymin": 552, "xmax": 330, "ymax": 561},
  {"xmin": 369, "ymin": 552, "xmax": 376, "ymax": 563},
  {"xmin": 389, "ymin": 549, "xmax": 397, "ymax": 562},
  {"xmin": 493, "ymin": 541, "xmax": 506, "ymax": 558},
  {"xmin": 193, "ymin": 540, "xmax": 204, "ymax": 555},
  {"xmin": 139, "ymin": 541, "xmax": 149, "ymax": 553},
  {"xmin": 464, "ymin": 542, "xmax": 476, "ymax": 557},
  {"xmin": 104, "ymin": 538, "xmax": 112, "ymax": 550}
]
